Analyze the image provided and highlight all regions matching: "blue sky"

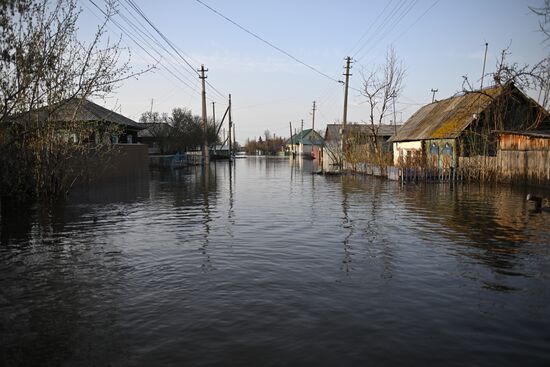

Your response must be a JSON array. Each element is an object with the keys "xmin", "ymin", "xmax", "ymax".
[{"xmin": 79, "ymin": 0, "xmax": 548, "ymax": 143}]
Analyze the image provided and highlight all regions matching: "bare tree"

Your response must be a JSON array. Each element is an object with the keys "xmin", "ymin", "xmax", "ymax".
[
  {"xmin": 530, "ymin": 0, "xmax": 550, "ymax": 42},
  {"xmin": 0, "ymin": 0, "xmax": 151, "ymax": 199},
  {"xmin": 360, "ymin": 46, "xmax": 405, "ymax": 165}
]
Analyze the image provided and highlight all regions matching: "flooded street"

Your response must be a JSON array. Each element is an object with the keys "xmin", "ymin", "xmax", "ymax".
[{"xmin": 1, "ymin": 157, "xmax": 550, "ymax": 366}]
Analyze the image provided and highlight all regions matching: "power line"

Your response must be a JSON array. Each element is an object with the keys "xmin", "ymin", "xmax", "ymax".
[
  {"xmin": 194, "ymin": 0, "xmax": 341, "ymax": 84},
  {"xmin": 124, "ymin": 0, "xmax": 199, "ymax": 76},
  {"xmin": 88, "ymin": 0, "xmax": 202, "ymax": 97},
  {"xmin": 122, "ymin": 0, "xmax": 228, "ymax": 100}
]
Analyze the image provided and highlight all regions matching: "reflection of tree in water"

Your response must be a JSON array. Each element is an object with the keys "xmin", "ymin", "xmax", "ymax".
[
  {"xmin": 340, "ymin": 175, "xmax": 394, "ymax": 278},
  {"xmin": 340, "ymin": 186, "xmax": 354, "ymax": 274}
]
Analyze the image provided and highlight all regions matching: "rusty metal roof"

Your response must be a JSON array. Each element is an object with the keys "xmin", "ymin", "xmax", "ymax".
[{"xmin": 389, "ymin": 86, "xmax": 504, "ymax": 142}]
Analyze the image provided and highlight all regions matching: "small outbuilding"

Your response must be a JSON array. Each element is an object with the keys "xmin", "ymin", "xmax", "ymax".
[{"xmin": 495, "ymin": 130, "xmax": 550, "ymax": 187}]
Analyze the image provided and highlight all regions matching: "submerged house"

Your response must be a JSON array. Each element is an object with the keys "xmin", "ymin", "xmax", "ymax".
[
  {"xmin": 6, "ymin": 98, "xmax": 148, "ymax": 180},
  {"xmin": 389, "ymin": 83, "xmax": 550, "ymax": 169},
  {"xmin": 285, "ymin": 128, "xmax": 324, "ymax": 158}
]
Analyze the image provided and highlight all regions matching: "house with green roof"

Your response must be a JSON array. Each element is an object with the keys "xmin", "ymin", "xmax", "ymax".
[{"xmin": 285, "ymin": 128, "xmax": 324, "ymax": 159}]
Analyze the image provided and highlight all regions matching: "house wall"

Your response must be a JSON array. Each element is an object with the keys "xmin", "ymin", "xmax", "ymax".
[
  {"xmin": 393, "ymin": 141, "xmax": 422, "ymax": 166},
  {"xmin": 299, "ymin": 143, "xmax": 312, "ymax": 156},
  {"xmin": 83, "ymin": 143, "xmax": 149, "ymax": 184}
]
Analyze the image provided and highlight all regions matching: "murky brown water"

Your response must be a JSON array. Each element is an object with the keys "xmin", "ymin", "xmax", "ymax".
[{"xmin": 1, "ymin": 157, "xmax": 549, "ymax": 366}]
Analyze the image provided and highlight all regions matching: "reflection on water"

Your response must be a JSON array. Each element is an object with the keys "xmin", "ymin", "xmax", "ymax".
[{"xmin": 1, "ymin": 158, "xmax": 549, "ymax": 366}]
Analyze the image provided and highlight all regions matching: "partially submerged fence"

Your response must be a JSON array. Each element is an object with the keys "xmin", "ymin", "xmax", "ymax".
[{"xmin": 347, "ymin": 154, "xmax": 548, "ymax": 188}]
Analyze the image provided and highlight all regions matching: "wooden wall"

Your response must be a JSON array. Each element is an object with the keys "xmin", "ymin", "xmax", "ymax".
[{"xmin": 497, "ymin": 133, "xmax": 550, "ymax": 187}]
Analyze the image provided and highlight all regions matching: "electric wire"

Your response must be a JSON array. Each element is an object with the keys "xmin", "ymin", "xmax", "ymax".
[
  {"xmin": 88, "ymin": 0, "xmax": 202, "ymax": 97},
  {"xmin": 194, "ymin": 0, "xmax": 341, "ymax": 85},
  {"xmin": 122, "ymin": 0, "xmax": 228, "ymax": 101}
]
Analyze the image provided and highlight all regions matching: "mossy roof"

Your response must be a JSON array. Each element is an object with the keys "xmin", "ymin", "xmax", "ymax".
[{"xmin": 389, "ymin": 86, "xmax": 504, "ymax": 142}]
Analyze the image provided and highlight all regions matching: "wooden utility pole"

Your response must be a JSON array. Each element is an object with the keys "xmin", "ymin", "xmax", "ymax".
[
  {"xmin": 212, "ymin": 101, "xmax": 216, "ymax": 155},
  {"xmin": 288, "ymin": 121, "xmax": 294, "ymax": 155},
  {"xmin": 342, "ymin": 56, "xmax": 352, "ymax": 167},
  {"xmin": 392, "ymin": 92, "xmax": 397, "ymax": 135},
  {"xmin": 233, "ymin": 122, "xmax": 236, "ymax": 154},
  {"xmin": 212, "ymin": 101, "xmax": 216, "ymax": 127},
  {"xmin": 431, "ymin": 88, "xmax": 438, "ymax": 103},
  {"xmin": 228, "ymin": 94, "xmax": 232, "ymax": 159},
  {"xmin": 312, "ymin": 101, "xmax": 316, "ymax": 131},
  {"xmin": 199, "ymin": 64, "xmax": 209, "ymax": 164},
  {"xmin": 480, "ymin": 42, "xmax": 489, "ymax": 90},
  {"xmin": 301, "ymin": 119, "xmax": 304, "ymax": 133}
]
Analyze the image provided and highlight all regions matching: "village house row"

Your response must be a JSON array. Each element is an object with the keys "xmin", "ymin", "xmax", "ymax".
[
  {"xmin": 7, "ymin": 82, "xmax": 549, "ymax": 188},
  {"xmin": 286, "ymin": 83, "xmax": 550, "ymax": 187}
]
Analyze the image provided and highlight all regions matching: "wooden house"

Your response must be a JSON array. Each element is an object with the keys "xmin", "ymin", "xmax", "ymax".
[
  {"xmin": 285, "ymin": 128, "xmax": 324, "ymax": 158},
  {"xmin": 389, "ymin": 83, "xmax": 550, "ymax": 169}
]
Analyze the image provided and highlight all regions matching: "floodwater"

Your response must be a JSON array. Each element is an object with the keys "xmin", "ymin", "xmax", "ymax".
[{"xmin": 1, "ymin": 157, "xmax": 550, "ymax": 367}]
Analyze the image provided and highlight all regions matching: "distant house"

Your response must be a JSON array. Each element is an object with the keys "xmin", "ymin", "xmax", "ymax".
[
  {"xmin": 389, "ymin": 83, "xmax": 550, "ymax": 169},
  {"xmin": 285, "ymin": 128, "xmax": 324, "ymax": 159}
]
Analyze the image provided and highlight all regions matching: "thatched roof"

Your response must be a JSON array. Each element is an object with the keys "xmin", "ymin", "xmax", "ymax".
[{"xmin": 389, "ymin": 86, "xmax": 505, "ymax": 143}]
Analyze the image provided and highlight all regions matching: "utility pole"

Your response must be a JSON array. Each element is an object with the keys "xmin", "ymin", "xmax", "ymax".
[
  {"xmin": 342, "ymin": 56, "xmax": 352, "ymax": 167},
  {"xmin": 312, "ymin": 101, "xmax": 316, "ymax": 131},
  {"xmin": 228, "ymin": 94, "xmax": 232, "ymax": 159},
  {"xmin": 288, "ymin": 121, "xmax": 294, "ymax": 157},
  {"xmin": 431, "ymin": 88, "xmax": 438, "ymax": 103},
  {"xmin": 480, "ymin": 42, "xmax": 489, "ymax": 90},
  {"xmin": 212, "ymin": 101, "xmax": 216, "ymax": 127},
  {"xmin": 150, "ymin": 98, "xmax": 154, "ymax": 121},
  {"xmin": 212, "ymin": 101, "xmax": 216, "ymax": 155},
  {"xmin": 301, "ymin": 119, "xmax": 304, "ymax": 133},
  {"xmin": 199, "ymin": 64, "xmax": 209, "ymax": 164},
  {"xmin": 392, "ymin": 92, "xmax": 397, "ymax": 135}
]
